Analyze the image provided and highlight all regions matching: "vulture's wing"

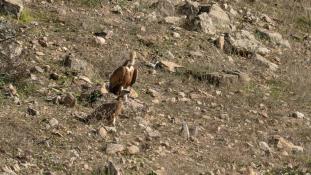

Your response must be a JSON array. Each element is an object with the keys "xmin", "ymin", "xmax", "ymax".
[
  {"xmin": 131, "ymin": 68, "xmax": 138, "ymax": 85},
  {"xmin": 110, "ymin": 66, "xmax": 127, "ymax": 87}
]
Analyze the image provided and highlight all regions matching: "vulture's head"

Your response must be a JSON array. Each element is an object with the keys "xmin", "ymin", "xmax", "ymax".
[{"xmin": 129, "ymin": 51, "xmax": 137, "ymax": 66}]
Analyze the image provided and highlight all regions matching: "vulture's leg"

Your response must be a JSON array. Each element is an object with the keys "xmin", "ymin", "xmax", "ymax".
[{"xmin": 121, "ymin": 86, "xmax": 129, "ymax": 103}]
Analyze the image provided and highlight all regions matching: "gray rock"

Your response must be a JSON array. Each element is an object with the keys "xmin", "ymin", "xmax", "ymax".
[
  {"xmin": 224, "ymin": 30, "xmax": 270, "ymax": 57},
  {"xmin": 60, "ymin": 93, "xmax": 76, "ymax": 107},
  {"xmin": 252, "ymin": 54, "xmax": 278, "ymax": 71},
  {"xmin": 106, "ymin": 144, "xmax": 125, "ymax": 154},
  {"xmin": 63, "ymin": 53, "xmax": 94, "ymax": 77},
  {"xmin": 164, "ymin": 16, "xmax": 185, "ymax": 25},
  {"xmin": 259, "ymin": 141, "xmax": 271, "ymax": 152},
  {"xmin": 146, "ymin": 126, "xmax": 161, "ymax": 138},
  {"xmin": 49, "ymin": 118, "xmax": 59, "ymax": 127},
  {"xmin": 178, "ymin": 0, "xmax": 200, "ymax": 16},
  {"xmin": 180, "ymin": 122, "xmax": 190, "ymax": 139},
  {"xmin": 191, "ymin": 4, "xmax": 231, "ymax": 34},
  {"xmin": 0, "ymin": 0, "xmax": 23, "ymax": 18},
  {"xmin": 98, "ymin": 127, "xmax": 107, "ymax": 138},
  {"xmin": 256, "ymin": 28, "xmax": 290, "ymax": 48},
  {"xmin": 151, "ymin": 0, "xmax": 175, "ymax": 17},
  {"xmin": 127, "ymin": 145, "xmax": 140, "ymax": 155}
]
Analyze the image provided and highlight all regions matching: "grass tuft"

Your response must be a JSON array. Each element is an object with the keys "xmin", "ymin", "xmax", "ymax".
[{"xmin": 19, "ymin": 8, "xmax": 33, "ymax": 23}]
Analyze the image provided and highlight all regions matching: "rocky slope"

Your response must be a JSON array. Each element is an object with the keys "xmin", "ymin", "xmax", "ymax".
[{"xmin": 0, "ymin": 0, "xmax": 311, "ymax": 174}]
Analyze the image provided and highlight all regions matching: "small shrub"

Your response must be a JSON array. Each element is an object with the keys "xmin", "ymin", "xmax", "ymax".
[{"xmin": 19, "ymin": 8, "xmax": 33, "ymax": 23}]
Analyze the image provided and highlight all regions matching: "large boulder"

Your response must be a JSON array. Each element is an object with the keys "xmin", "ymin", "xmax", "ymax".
[
  {"xmin": 224, "ymin": 30, "xmax": 270, "ymax": 57},
  {"xmin": 63, "ymin": 53, "xmax": 95, "ymax": 77},
  {"xmin": 187, "ymin": 3, "xmax": 231, "ymax": 34},
  {"xmin": 0, "ymin": 0, "xmax": 23, "ymax": 18},
  {"xmin": 256, "ymin": 28, "xmax": 291, "ymax": 48}
]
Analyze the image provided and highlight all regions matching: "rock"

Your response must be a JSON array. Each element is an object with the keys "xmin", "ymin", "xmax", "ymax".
[
  {"xmin": 216, "ymin": 34, "xmax": 225, "ymax": 50},
  {"xmin": 129, "ymin": 89, "xmax": 138, "ymax": 98},
  {"xmin": 49, "ymin": 118, "xmax": 59, "ymax": 127},
  {"xmin": 111, "ymin": 5, "xmax": 122, "ymax": 14},
  {"xmin": 36, "ymin": 51, "xmax": 45, "ymax": 56},
  {"xmin": 49, "ymin": 73, "xmax": 60, "ymax": 80},
  {"xmin": 273, "ymin": 135, "xmax": 304, "ymax": 153},
  {"xmin": 189, "ymin": 126, "xmax": 198, "ymax": 141},
  {"xmin": 63, "ymin": 53, "xmax": 94, "ymax": 77},
  {"xmin": 189, "ymin": 4, "xmax": 230, "ymax": 34},
  {"xmin": 27, "ymin": 106, "xmax": 39, "ymax": 116},
  {"xmin": 147, "ymin": 88, "xmax": 160, "ymax": 98},
  {"xmin": 38, "ymin": 37, "xmax": 48, "ymax": 47},
  {"xmin": 60, "ymin": 93, "xmax": 76, "ymax": 107},
  {"xmin": 0, "ymin": 0, "xmax": 23, "ymax": 18},
  {"xmin": 98, "ymin": 127, "xmax": 107, "ymax": 138},
  {"xmin": 146, "ymin": 126, "xmax": 161, "ymax": 138},
  {"xmin": 178, "ymin": 0, "xmax": 200, "ymax": 16},
  {"xmin": 252, "ymin": 54, "xmax": 278, "ymax": 71},
  {"xmin": 224, "ymin": 31, "xmax": 270, "ymax": 57},
  {"xmin": 106, "ymin": 144, "xmax": 125, "ymax": 154},
  {"xmin": 164, "ymin": 16, "xmax": 185, "ymax": 25},
  {"xmin": 31, "ymin": 66, "xmax": 44, "ymax": 73},
  {"xmin": 5, "ymin": 83, "xmax": 18, "ymax": 97},
  {"xmin": 151, "ymin": 0, "xmax": 175, "ymax": 17},
  {"xmin": 172, "ymin": 32, "xmax": 180, "ymax": 38},
  {"xmin": 94, "ymin": 36, "xmax": 106, "ymax": 45},
  {"xmin": 180, "ymin": 122, "xmax": 190, "ymax": 139},
  {"xmin": 127, "ymin": 145, "xmax": 140, "ymax": 155},
  {"xmin": 247, "ymin": 167, "xmax": 259, "ymax": 175},
  {"xmin": 256, "ymin": 28, "xmax": 290, "ymax": 48},
  {"xmin": 158, "ymin": 60, "xmax": 183, "ymax": 72},
  {"xmin": 192, "ymin": 71, "xmax": 240, "ymax": 87},
  {"xmin": 291, "ymin": 111, "xmax": 305, "ymax": 119},
  {"xmin": 106, "ymin": 161, "xmax": 122, "ymax": 175},
  {"xmin": 100, "ymin": 83, "xmax": 109, "ymax": 95},
  {"xmin": 259, "ymin": 141, "xmax": 271, "ymax": 152}
]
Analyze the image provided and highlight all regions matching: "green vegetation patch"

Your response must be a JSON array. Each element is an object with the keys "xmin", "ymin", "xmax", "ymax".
[{"xmin": 19, "ymin": 8, "xmax": 33, "ymax": 23}]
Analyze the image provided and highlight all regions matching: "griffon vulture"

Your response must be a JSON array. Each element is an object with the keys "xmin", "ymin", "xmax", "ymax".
[{"xmin": 108, "ymin": 51, "xmax": 138, "ymax": 101}]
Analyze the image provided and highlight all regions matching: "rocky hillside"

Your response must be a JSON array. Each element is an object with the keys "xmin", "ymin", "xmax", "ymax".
[{"xmin": 0, "ymin": 0, "xmax": 311, "ymax": 174}]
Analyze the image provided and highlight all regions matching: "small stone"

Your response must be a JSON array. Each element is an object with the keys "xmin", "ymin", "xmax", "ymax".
[
  {"xmin": 60, "ymin": 93, "xmax": 76, "ymax": 107},
  {"xmin": 158, "ymin": 60, "xmax": 183, "ymax": 72},
  {"xmin": 112, "ymin": 5, "xmax": 122, "ymax": 14},
  {"xmin": 146, "ymin": 127, "xmax": 161, "ymax": 138},
  {"xmin": 180, "ymin": 122, "xmax": 190, "ymax": 139},
  {"xmin": 49, "ymin": 73, "xmax": 60, "ymax": 80},
  {"xmin": 94, "ymin": 36, "xmax": 106, "ymax": 45},
  {"xmin": 98, "ymin": 127, "xmax": 107, "ymax": 138},
  {"xmin": 31, "ymin": 66, "xmax": 44, "ymax": 73},
  {"xmin": 106, "ymin": 144, "xmax": 125, "ymax": 154},
  {"xmin": 291, "ymin": 111, "xmax": 305, "ymax": 119},
  {"xmin": 6, "ymin": 83, "xmax": 18, "ymax": 97},
  {"xmin": 259, "ymin": 141, "xmax": 271, "ymax": 152},
  {"xmin": 127, "ymin": 145, "xmax": 140, "ymax": 155},
  {"xmin": 49, "ymin": 118, "xmax": 59, "ymax": 127},
  {"xmin": 27, "ymin": 106, "xmax": 39, "ymax": 116},
  {"xmin": 172, "ymin": 32, "xmax": 180, "ymax": 38},
  {"xmin": 36, "ymin": 51, "xmax": 45, "ymax": 56},
  {"xmin": 38, "ymin": 37, "xmax": 48, "ymax": 47},
  {"xmin": 147, "ymin": 88, "xmax": 160, "ymax": 98}
]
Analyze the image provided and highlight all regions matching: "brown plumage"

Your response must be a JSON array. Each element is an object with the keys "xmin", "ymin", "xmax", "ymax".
[
  {"xmin": 108, "ymin": 51, "xmax": 138, "ymax": 95},
  {"xmin": 83, "ymin": 90, "xmax": 129, "ymax": 126}
]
